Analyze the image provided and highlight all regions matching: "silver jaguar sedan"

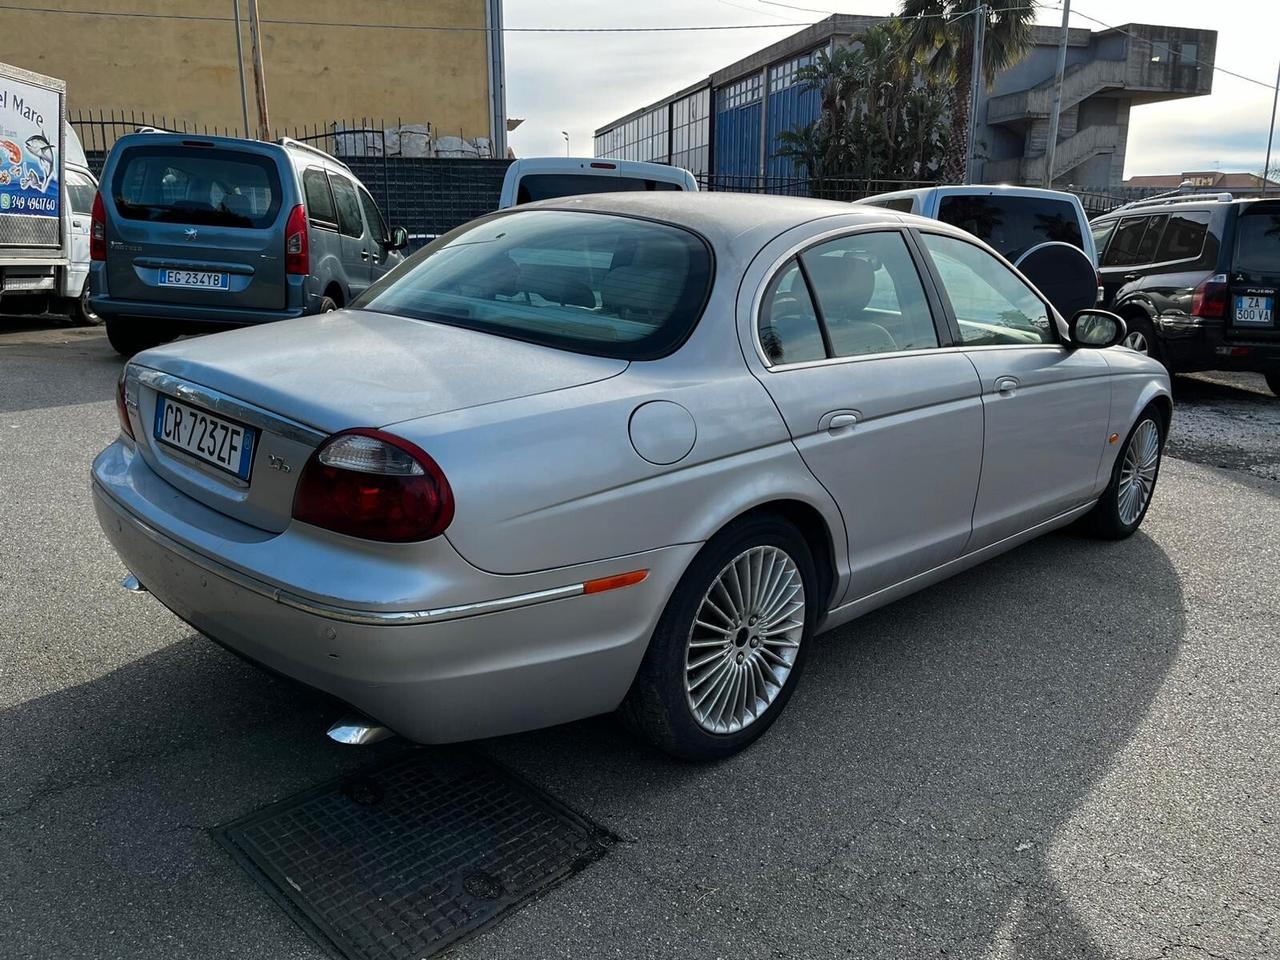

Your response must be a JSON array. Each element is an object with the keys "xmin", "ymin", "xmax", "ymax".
[{"xmin": 93, "ymin": 193, "xmax": 1170, "ymax": 760}]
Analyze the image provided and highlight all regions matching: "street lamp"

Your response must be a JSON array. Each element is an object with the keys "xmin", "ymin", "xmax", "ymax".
[{"xmin": 562, "ymin": 131, "xmax": 570, "ymax": 156}]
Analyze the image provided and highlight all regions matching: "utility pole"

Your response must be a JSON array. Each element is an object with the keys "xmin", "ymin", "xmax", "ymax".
[
  {"xmin": 486, "ymin": 0, "xmax": 508, "ymax": 157},
  {"xmin": 232, "ymin": 0, "xmax": 250, "ymax": 138},
  {"xmin": 1044, "ymin": 0, "xmax": 1071, "ymax": 187},
  {"xmin": 246, "ymin": 0, "xmax": 271, "ymax": 140},
  {"xmin": 1263, "ymin": 58, "xmax": 1280, "ymax": 196},
  {"xmin": 965, "ymin": 3, "xmax": 986, "ymax": 184}
]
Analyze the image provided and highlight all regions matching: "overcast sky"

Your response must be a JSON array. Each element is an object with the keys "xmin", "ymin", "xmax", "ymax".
[{"xmin": 503, "ymin": 0, "xmax": 1279, "ymax": 179}]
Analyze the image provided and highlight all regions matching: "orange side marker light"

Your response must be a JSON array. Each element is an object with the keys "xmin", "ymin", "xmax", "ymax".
[
  {"xmin": 1108, "ymin": 433, "xmax": 1119, "ymax": 444},
  {"xmin": 583, "ymin": 570, "xmax": 649, "ymax": 595}
]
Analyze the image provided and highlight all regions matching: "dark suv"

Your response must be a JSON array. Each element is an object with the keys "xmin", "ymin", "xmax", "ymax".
[
  {"xmin": 90, "ymin": 134, "xmax": 408, "ymax": 356},
  {"xmin": 1091, "ymin": 194, "xmax": 1280, "ymax": 395}
]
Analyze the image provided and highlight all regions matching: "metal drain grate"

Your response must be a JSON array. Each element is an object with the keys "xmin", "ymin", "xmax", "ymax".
[{"xmin": 216, "ymin": 750, "xmax": 612, "ymax": 960}]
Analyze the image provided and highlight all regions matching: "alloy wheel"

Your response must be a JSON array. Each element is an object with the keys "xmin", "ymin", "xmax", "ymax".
[
  {"xmin": 684, "ymin": 545, "xmax": 805, "ymax": 735},
  {"xmin": 1118, "ymin": 419, "xmax": 1160, "ymax": 525},
  {"xmin": 1123, "ymin": 329, "xmax": 1149, "ymax": 354}
]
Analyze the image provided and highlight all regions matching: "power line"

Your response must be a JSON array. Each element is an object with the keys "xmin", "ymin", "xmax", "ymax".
[{"xmin": 0, "ymin": 3, "xmax": 811, "ymax": 31}]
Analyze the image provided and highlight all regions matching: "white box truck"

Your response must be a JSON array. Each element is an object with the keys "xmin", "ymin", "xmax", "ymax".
[{"xmin": 0, "ymin": 61, "xmax": 98, "ymax": 324}]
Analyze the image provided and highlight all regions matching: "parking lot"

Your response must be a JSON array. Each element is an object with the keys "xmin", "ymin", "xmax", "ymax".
[{"xmin": 2, "ymin": 319, "xmax": 1277, "ymax": 959}]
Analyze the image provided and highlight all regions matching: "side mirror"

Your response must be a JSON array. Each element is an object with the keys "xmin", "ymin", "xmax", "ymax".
[
  {"xmin": 1068, "ymin": 309, "xmax": 1126, "ymax": 349},
  {"xmin": 387, "ymin": 226, "xmax": 409, "ymax": 251}
]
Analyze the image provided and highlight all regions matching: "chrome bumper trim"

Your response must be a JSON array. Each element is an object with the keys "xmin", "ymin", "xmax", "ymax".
[{"xmin": 94, "ymin": 482, "xmax": 584, "ymax": 626}]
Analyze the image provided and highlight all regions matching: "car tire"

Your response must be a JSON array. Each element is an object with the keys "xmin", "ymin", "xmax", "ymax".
[
  {"xmin": 1265, "ymin": 372, "xmax": 1280, "ymax": 397},
  {"xmin": 1121, "ymin": 314, "xmax": 1162, "ymax": 363},
  {"xmin": 619, "ymin": 514, "xmax": 818, "ymax": 761},
  {"xmin": 105, "ymin": 318, "xmax": 173, "ymax": 357},
  {"xmin": 1081, "ymin": 407, "xmax": 1165, "ymax": 540},
  {"xmin": 318, "ymin": 296, "xmax": 338, "ymax": 313},
  {"xmin": 68, "ymin": 285, "xmax": 102, "ymax": 327}
]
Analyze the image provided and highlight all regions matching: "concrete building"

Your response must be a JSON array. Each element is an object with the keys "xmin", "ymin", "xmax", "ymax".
[
  {"xmin": 0, "ymin": 0, "xmax": 507, "ymax": 152},
  {"xmin": 594, "ymin": 15, "xmax": 1216, "ymax": 189},
  {"xmin": 1123, "ymin": 171, "xmax": 1280, "ymax": 192}
]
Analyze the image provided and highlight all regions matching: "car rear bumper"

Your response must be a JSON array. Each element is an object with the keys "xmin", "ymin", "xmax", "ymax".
[
  {"xmin": 1155, "ymin": 319, "xmax": 1280, "ymax": 372},
  {"xmin": 91, "ymin": 440, "xmax": 696, "ymax": 743},
  {"xmin": 89, "ymin": 296, "xmax": 312, "ymax": 327}
]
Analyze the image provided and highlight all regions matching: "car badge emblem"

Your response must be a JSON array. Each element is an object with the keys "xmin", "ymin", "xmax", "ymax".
[
  {"xmin": 184, "ymin": 228, "xmax": 199, "ymax": 241},
  {"xmin": 267, "ymin": 454, "xmax": 292, "ymax": 473}
]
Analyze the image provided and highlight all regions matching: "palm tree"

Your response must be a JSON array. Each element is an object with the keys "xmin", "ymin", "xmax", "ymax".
[{"xmin": 900, "ymin": 0, "xmax": 1036, "ymax": 182}]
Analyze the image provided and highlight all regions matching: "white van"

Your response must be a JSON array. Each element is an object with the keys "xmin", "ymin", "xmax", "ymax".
[
  {"xmin": 60, "ymin": 122, "xmax": 99, "ymax": 324},
  {"xmin": 498, "ymin": 158, "xmax": 697, "ymax": 209},
  {"xmin": 857, "ymin": 185, "xmax": 1098, "ymax": 267}
]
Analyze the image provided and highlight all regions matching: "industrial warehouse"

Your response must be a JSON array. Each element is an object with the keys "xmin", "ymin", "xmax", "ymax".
[{"xmin": 594, "ymin": 14, "xmax": 1217, "ymax": 190}]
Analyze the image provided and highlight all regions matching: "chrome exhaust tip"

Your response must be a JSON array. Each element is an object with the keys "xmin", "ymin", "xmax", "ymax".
[
  {"xmin": 327, "ymin": 716, "xmax": 393, "ymax": 746},
  {"xmin": 121, "ymin": 574, "xmax": 147, "ymax": 593}
]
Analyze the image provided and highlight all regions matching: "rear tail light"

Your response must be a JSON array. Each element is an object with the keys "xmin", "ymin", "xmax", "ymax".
[
  {"xmin": 115, "ymin": 367, "xmax": 134, "ymax": 440},
  {"xmin": 90, "ymin": 192, "xmax": 106, "ymax": 261},
  {"xmin": 292, "ymin": 429, "xmax": 454, "ymax": 542},
  {"xmin": 1191, "ymin": 273, "xmax": 1229, "ymax": 319},
  {"xmin": 284, "ymin": 204, "xmax": 309, "ymax": 275}
]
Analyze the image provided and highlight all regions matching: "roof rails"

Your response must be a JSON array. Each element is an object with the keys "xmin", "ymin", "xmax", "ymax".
[
  {"xmin": 1111, "ymin": 191, "xmax": 1234, "ymax": 213},
  {"xmin": 278, "ymin": 136, "xmax": 352, "ymax": 172}
]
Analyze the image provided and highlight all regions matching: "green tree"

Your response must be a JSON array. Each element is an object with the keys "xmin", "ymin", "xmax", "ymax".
[
  {"xmin": 773, "ymin": 19, "xmax": 951, "ymax": 194},
  {"xmin": 900, "ymin": 0, "xmax": 1037, "ymax": 182}
]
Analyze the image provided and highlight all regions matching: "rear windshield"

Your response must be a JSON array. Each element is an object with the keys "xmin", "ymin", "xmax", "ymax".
[
  {"xmin": 1234, "ymin": 204, "xmax": 1280, "ymax": 277},
  {"xmin": 937, "ymin": 194, "xmax": 1084, "ymax": 261},
  {"xmin": 356, "ymin": 210, "xmax": 713, "ymax": 360},
  {"xmin": 515, "ymin": 173, "xmax": 682, "ymax": 205},
  {"xmin": 111, "ymin": 146, "xmax": 282, "ymax": 228}
]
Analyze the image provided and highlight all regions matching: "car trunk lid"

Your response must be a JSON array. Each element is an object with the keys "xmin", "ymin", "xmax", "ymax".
[
  {"xmin": 1226, "ymin": 201, "xmax": 1280, "ymax": 342},
  {"xmin": 103, "ymin": 139, "xmax": 288, "ymax": 311},
  {"xmin": 128, "ymin": 309, "xmax": 628, "ymax": 532}
]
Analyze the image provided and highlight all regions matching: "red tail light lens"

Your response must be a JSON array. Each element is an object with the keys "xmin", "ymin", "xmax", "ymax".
[
  {"xmin": 1191, "ymin": 273, "xmax": 1228, "ymax": 319},
  {"xmin": 115, "ymin": 367, "xmax": 134, "ymax": 440},
  {"xmin": 284, "ymin": 204, "xmax": 309, "ymax": 275},
  {"xmin": 90, "ymin": 192, "xmax": 107, "ymax": 261},
  {"xmin": 292, "ymin": 429, "xmax": 454, "ymax": 542}
]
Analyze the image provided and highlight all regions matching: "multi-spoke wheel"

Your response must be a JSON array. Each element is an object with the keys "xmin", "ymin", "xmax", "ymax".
[
  {"xmin": 1082, "ymin": 408, "xmax": 1165, "ymax": 540},
  {"xmin": 621, "ymin": 515, "xmax": 818, "ymax": 760},
  {"xmin": 685, "ymin": 546, "xmax": 805, "ymax": 735}
]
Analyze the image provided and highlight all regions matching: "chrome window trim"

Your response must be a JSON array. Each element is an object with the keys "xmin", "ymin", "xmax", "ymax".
[
  {"xmin": 94, "ymin": 482, "xmax": 593, "ymax": 626},
  {"xmin": 132, "ymin": 366, "xmax": 328, "ymax": 447}
]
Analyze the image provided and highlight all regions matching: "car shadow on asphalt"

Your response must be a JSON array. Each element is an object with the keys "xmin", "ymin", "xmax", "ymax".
[{"xmin": 0, "ymin": 528, "xmax": 1183, "ymax": 960}]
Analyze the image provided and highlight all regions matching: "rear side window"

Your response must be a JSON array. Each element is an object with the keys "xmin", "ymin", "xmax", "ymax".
[
  {"xmin": 515, "ymin": 173, "xmax": 682, "ymax": 205},
  {"xmin": 302, "ymin": 168, "xmax": 336, "ymax": 226},
  {"xmin": 111, "ymin": 146, "xmax": 281, "ymax": 228},
  {"xmin": 1233, "ymin": 205, "xmax": 1280, "ymax": 276},
  {"xmin": 1102, "ymin": 216, "xmax": 1151, "ymax": 266},
  {"xmin": 1134, "ymin": 214, "xmax": 1167, "ymax": 263},
  {"xmin": 759, "ymin": 260, "xmax": 826, "ymax": 365},
  {"xmin": 328, "ymin": 174, "xmax": 365, "ymax": 239},
  {"xmin": 936, "ymin": 194, "xmax": 1083, "ymax": 261},
  {"xmin": 1155, "ymin": 212, "xmax": 1210, "ymax": 262},
  {"xmin": 883, "ymin": 198, "xmax": 916, "ymax": 213},
  {"xmin": 357, "ymin": 210, "xmax": 712, "ymax": 360}
]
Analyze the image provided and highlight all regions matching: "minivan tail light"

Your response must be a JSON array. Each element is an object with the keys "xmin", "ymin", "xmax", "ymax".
[
  {"xmin": 284, "ymin": 204, "xmax": 309, "ymax": 275},
  {"xmin": 292, "ymin": 429, "xmax": 454, "ymax": 542},
  {"xmin": 90, "ymin": 192, "xmax": 106, "ymax": 261},
  {"xmin": 1191, "ymin": 273, "xmax": 1228, "ymax": 319}
]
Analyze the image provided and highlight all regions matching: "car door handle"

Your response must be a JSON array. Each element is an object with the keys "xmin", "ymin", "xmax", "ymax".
[
  {"xmin": 994, "ymin": 376, "xmax": 1019, "ymax": 397},
  {"xmin": 821, "ymin": 411, "xmax": 859, "ymax": 433},
  {"xmin": 360, "ymin": 249, "xmax": 370, "ymax": 261},
  {"xmin": 1123, "ymin": 273, "xmax": 1140, "ymax": 282}
]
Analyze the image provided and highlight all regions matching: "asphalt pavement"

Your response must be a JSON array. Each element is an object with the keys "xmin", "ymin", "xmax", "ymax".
[{"xmin": 1, "ymin": 320, "xmax": 1277, "ymax": 959}]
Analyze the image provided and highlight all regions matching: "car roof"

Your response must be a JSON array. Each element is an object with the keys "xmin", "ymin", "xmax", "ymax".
[
  {"xmin": 507, "ymin": 157, "xmax": 690, "ymax": 178},
  {"xmin": 105, "ymin": 131, "xmax": 355, "ymax": 177},
  {"xmin": 515, "ymin": 191, "xmax": 931, "ymax": 253}
]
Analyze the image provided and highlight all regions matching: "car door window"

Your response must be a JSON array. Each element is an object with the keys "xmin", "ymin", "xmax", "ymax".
[
  {"xmin": 1090, "ymin": 219, "xmax": 1117, "ymax": 259},
  {"xmin": 1134, "ymin": 214, "xmax": 1167, "ymax": 264},
  {"xmin": 758, "ymin": 259, "xmax": 826, "ymax": 366},
  {"xmin": 328, "ymin": 173, "xmax": 366, "ymax": 239},
  {"xmin": 801, "ymin": 231, "xmax": 938, "ymax": 357},
  {"xmin": 302, "ymin": 167, "xmax": 336, "ymax": 227},
  {"xmin": 920, "ymin": 233, "xmax": 1054, "ymax": 346},
  {"xmin": 65, "ymin": 169, "xmax": 96, "ymax": 216},
  {"xmin": 357, "ymin": 186, "xmax": 389, "ymax": 244},
  {"xmin": 1102, "ymin": 216, "xmax": 1150, "ymax": 266},
  {"xmin": 1155, "ymin": 212, "xmax": 1209, "ymax": 262}
]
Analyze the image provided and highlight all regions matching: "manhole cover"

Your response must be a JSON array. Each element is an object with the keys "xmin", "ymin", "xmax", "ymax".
[{"xmin": 216, "ymin": 750, "xmax": 612, "ymax": 960}]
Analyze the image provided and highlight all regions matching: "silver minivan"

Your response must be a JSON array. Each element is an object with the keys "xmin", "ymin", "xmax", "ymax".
[{"xmin": 91, "ymin": 134, "xmax": 407, "ymax": 356}]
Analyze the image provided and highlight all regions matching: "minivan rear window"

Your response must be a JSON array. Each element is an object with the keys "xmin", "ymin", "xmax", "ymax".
[
  {"xmin": 356, "ymin": 210, "xmax": 712, "ymax": 360},
  {"xmin": 111, "ymin": 146, "xmax": 281, "ymax": 228},
  {"xmin": 1233, "ymin": 205, "xmax": 1280, "ymax": 277},
  {"xmin": 515, "ymin": 174, "xmax": 682, "ymax": 205},
  {"xmin": 936, "ymin": 194, "xmax": 1084, "ymax": 261}
]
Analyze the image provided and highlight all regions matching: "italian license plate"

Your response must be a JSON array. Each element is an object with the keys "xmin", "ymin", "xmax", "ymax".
[
  {"xmin": 153, "ymin": 395, "xmax": 256, "ymax": 481},
  {"xmin": 159, "ymin": 269, "xmax": 229, "ymax": 290},
  {"xmin": 1234, "ymin": 293, "xmax": 1273, "ymax": 326}
]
